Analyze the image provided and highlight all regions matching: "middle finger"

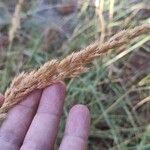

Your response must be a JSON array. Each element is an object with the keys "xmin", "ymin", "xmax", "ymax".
[{"xmin": 21, "ymin": 82, "xmax": 66, "ymax": 150}]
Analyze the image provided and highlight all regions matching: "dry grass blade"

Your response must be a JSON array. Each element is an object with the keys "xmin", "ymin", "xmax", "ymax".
[
  {"xmin": 0, "ymin": 24, "xmax": 150, "ymax": 121},
  {"xmin": 8, "ymin": 0, "xmax": 24, "ymax": 45},
  {"xmin": 133, "ymin": 96, "xmax": 150, "ymax": 110}
]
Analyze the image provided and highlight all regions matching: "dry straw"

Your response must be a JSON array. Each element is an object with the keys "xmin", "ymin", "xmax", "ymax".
[
  {"xmin": 8, "ymin": 0, "xmax": 24, "ymax": 44},
  {"xmin": 0, "ymin": 24, "xmax": 150, "ymax": 121}
]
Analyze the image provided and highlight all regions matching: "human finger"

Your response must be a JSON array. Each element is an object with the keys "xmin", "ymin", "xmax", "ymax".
[
  {"xmin": 59, "ymin": 104, "xmax": 90, "ymax": 150},
  {"xmin": 0, "ymin": 90, "xmax": 42, "ymax": 150},
  {"xmin": 21, "ymin": 82, "xmax": 66, "ymax": 150}
]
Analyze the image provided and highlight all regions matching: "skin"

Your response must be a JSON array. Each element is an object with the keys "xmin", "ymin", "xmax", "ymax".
[{"xmin": 0, "ymin": 82, "xmax": 90, "ymax": 150}]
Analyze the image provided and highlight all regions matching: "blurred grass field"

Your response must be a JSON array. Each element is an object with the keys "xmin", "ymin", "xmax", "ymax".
[{"xmin": 0, "ymin": 0, "xmax": 150, "ymax": 149}]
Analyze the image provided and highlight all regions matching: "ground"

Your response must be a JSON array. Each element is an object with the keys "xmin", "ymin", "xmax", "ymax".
[{"xmin": 0, "ymin": 0, "xmax": 150, "ymax": 149}]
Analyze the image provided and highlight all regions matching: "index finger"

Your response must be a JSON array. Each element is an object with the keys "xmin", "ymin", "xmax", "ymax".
[{"xmin": 0, "ymin": 90, "xmax": 42, "ymax": 150}]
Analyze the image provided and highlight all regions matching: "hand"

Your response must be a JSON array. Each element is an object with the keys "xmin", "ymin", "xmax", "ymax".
[{"xmin": 0, "ymin": 82, "xmax": 90, "ymax": 150}]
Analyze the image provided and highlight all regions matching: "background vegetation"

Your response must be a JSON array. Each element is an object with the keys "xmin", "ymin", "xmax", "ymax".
[{"xmin": 0, "ymin": 0, "xmax": 150, "ymax": 149}]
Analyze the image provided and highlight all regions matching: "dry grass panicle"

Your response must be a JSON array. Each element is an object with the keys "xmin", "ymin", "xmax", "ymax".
[{"xmin": 0, "ymin": 23, "xmax": 150, "ymax": 121}]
